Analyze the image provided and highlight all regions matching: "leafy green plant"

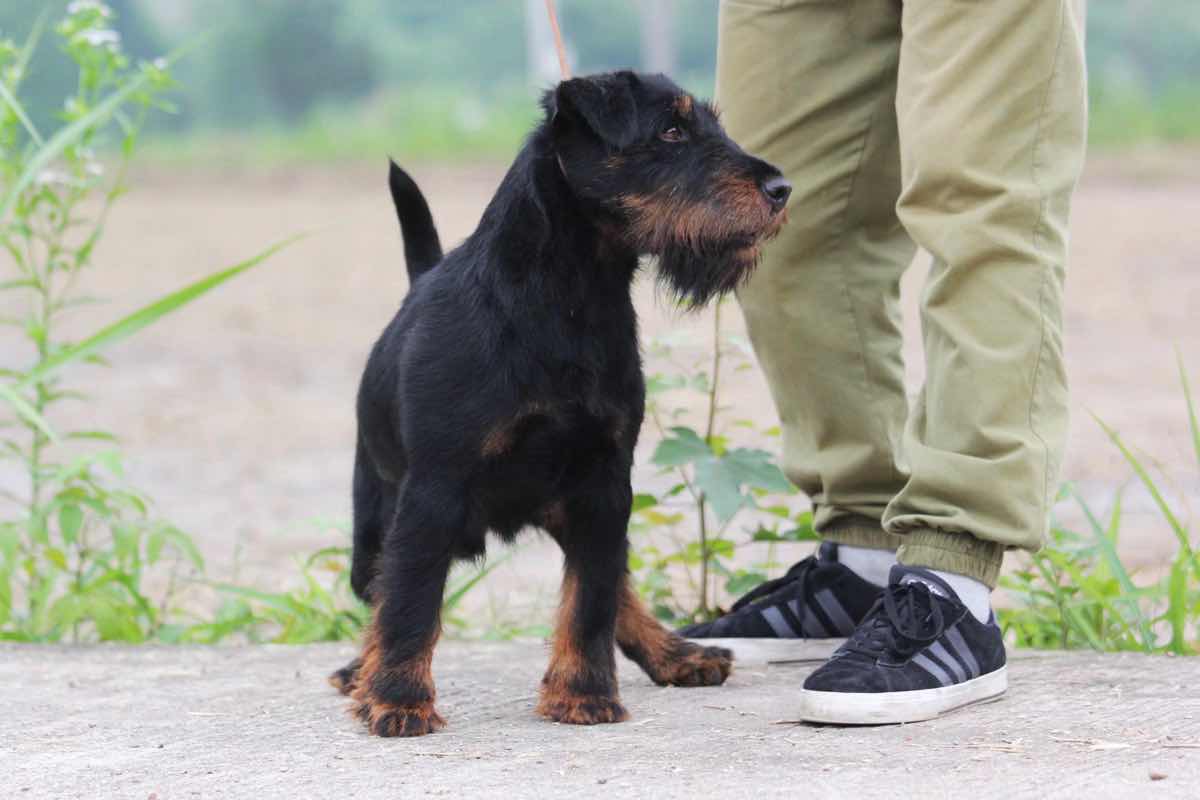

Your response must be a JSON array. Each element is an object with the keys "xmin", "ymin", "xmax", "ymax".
[
  {"xmin": 0, "ymin": 3, "xmax": 286, "ymax": 642},
  {"xmin": 629, "ymin": 302, "xmax": 813, "ymax": 626},
  {"xmin": 999, "ymin": 353, "xmax": 1199, "ymax": 655},
  {"xmin": 178, "ymin": 523, "xmax": 513, "ymax": 644}
]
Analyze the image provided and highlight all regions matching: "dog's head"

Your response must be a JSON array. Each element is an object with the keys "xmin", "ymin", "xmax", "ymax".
[{"xmin": 544, "ymin": 70, "xmax": 789, "ymax": 306}]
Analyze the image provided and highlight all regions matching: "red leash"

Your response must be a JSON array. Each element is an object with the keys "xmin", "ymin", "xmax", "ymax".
[{"xmin": 544, "ymin": 0, "xmax": 571, "ymax": 79}]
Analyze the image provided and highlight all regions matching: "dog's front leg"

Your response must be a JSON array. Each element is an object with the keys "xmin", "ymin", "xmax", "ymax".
[
  {"xmin": 537, "ymin": 482, "xmax": 631, "ymax": 725},
  {"xmin": 616, "ymin": 579, "xmax": 733, "ymax": 687},
  {"xmin": 350, "ymin": 477, "xmax": 457, "ymax": 737}
]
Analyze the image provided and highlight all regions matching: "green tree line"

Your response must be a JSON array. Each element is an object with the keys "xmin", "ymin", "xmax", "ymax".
[{"xmin": 1, "ymin": 1, "xmax": 1197, "ymax": 150}]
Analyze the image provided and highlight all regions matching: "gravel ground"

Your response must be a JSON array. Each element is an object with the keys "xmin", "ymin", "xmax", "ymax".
[{"xmin": 3, "ymin": 640, "xmax": 1199, "ymax": 799}]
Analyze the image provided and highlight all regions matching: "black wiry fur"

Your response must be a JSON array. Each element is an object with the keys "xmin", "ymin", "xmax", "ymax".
[{"xmin": 333, "ymin": 71, "xmax": 788, "ymax": 736}]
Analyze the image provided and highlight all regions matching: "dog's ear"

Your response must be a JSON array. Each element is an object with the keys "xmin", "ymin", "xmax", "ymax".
[{"xmin": 551, "ymin": 73, "xmax": 639, "ymax": 150}]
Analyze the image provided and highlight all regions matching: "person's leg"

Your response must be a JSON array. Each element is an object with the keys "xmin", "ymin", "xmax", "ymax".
[
  {"xmin": 720, "ymin": 0, "xmax": 914, "ymax": 552},
  {"xmin": 677, "ymin": 0, "xmax": 913, "ymax": 640},
  {"xmin": 885, "ymin": 0, "xmax": 1089, "ymax": 590},
  {"xmin": 800, "ymin": 0, "xmax": 1087, "ymax": 724}
]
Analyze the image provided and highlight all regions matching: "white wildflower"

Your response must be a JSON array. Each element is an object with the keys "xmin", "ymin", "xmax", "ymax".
[
  {"xmin": 35, "ymin": 169, "xmax": 71, "ymax": 186},
  {"xmin": 66, "ymin": 1, "xmax": 112, "ymax": 17},
  {"xmin": 78, "ymin": 28, "xmax": 121, "ymax": 49}
]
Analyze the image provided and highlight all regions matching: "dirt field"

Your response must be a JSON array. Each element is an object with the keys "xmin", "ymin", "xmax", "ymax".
[{"xmin": 5, "ymin": 154, "xmax": 1198, "ymax": 617}]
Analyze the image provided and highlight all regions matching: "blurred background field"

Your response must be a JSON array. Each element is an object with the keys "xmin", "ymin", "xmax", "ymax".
[
  {"xmin": 2, "ymin": 1, "xmax": 1199, "ymax": 646},
  {"xmin": 3, "ymin": 1, "xmax": 1200, "ymax": 165}
]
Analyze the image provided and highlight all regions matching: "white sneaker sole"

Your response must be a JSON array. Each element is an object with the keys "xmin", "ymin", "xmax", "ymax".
[{"xmin": 799, "ymin": 665, "xmax": 1008, "ymax": 725}]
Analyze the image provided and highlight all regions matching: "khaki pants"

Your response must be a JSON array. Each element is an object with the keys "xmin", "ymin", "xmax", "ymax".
[{"xmin": 720, "ymin": 0, "xmax": 1088, "ymax": 587}]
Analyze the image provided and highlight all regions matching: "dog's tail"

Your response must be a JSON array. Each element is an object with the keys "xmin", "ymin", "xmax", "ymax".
[{"xmin": 388, "ymin": 159, "xmax": 443, "ymax": 282}]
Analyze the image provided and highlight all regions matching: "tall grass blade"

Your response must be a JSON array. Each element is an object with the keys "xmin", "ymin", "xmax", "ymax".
[
  {"xmin": 1091, "ymin": 413, "xmax": 1197, "ymax": 581},
  {"xmin": 1070, "ymin": 486, "xmax": 1154, "ymax": 651},
  {"xmin": 1064, "ymin": 605, "xmax": 1104, "ymax": 651},
  {"xmin": 0, "ymin": 82, "xmax": 44, "ymax": 146},
  {"xmin": 15, "ymin": 236, "xmax": 301, "ymax": 390},
  {"xmin": 1166, "ymin": 557, "xmax": 1189, "ymax": 655},
  {"xmin": 0, "ymin": 383, "xmax": 57, "ymax": 442},
  {"xmin": 13, "ymin": 9, "xmax": 51, "ymax": 91},
  {"xmin": 1178, "ymin": 349, "xmax": 1200, "ymax": 473},
  {"xmin": 443, "ymin": 551, "xmax": 514, "ymax": 613}
]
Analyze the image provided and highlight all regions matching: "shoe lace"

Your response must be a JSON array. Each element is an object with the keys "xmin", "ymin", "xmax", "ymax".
[
  {"xmin": 730, "ymin": 555, "xmax": 818, "ymax": 613},
  {"xmin": 842, "ymin": 581, "xmax": 947, "ymax": 659}
]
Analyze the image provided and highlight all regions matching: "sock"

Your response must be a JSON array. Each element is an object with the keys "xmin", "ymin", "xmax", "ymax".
[
  {"xmin": 928, "ymin": 569, "xmax": 992, "ymax": 623},
  {"xmin": 836, "ymin": 545, "xmax": 896, "ymax": 588}
]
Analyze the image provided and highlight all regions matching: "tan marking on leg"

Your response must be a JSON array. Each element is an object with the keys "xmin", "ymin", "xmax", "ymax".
[
  {"xmin": 480, "ymin": 425, "xmax": 514, "ymax": 457},
  {"xmin": 350, "ymin": 610, "xmax": 446, "ymax": 737},
  {"xmin": 616, "ymin": 580, "xmax": 732, "ymax": 687},
  {"xmin": 480, "ymin": 402, "xmax": 555, "ymax": 458},
  {"xmin": 536, "ymin": 572, "xmax": 628, "ymax": 724}
]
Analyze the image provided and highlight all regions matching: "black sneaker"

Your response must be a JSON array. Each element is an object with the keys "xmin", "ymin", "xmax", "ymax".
[
  {"xmin": 676, "ymin": 543, "xmax": 882, "ymax": 639},
  {"xmin": 799, "ymin": 565, "xmax": 1007, "ymax": 724}
]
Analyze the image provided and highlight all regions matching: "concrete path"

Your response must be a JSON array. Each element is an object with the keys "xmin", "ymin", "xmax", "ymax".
[{"xmin": 3, "ymin": 641, "xmax": 1198, "ymax": 799}]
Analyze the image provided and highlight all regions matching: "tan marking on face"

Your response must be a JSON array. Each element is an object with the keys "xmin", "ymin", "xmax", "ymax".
[
  {"xmin": 673, "ymin": 94, "xmax": 693, "ymax": 118},
  {"xmin": 619, "ymin": 172, "xmax": 782, "ymax": 255}
]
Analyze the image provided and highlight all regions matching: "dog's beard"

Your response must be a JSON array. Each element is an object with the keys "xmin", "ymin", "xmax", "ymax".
[
  {"xmin": 654, "ymin": 239, "xmax": 762, "ymax": 309},
  {"xmin": 620, "ymin": 191, "xmax": 786, "ymax": 310}
]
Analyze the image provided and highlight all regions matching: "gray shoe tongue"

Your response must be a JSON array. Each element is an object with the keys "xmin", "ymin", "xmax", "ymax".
[{"xmin": 889, "ymin": 564, "xmax": 959, "ymax": 602}]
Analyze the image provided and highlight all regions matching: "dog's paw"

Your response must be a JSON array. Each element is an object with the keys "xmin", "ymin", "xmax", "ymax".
[
  {"xmin": 659, "ymin": 643, "xmax": 733, "ymax": 687},
  {"xmin": 328, "ymin": 657, "xmax": 362, "ymax": 696},
  {"xmin": 353, "ymin": 696, "xmax": 446, "ymax": 738},
  {"xmin": 536, "ymin": 691, "xmax": 628, "ymax": 725}
]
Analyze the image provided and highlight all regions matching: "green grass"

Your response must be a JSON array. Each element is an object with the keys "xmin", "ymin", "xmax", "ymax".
[
  {"xmin": 136, "ymin": 81, "xmax": 1200, "ymax": 169},
  {"xmin": 997, "ymin": 353, "xmax": 1200, "ymax": 655},
  {"xmin": 144, "ymin": 86, "xmax": 539, "ymax": 168},
  {"xmin": 1089, "ymin": 83, "xmax": 1200, "ymax": 150}
]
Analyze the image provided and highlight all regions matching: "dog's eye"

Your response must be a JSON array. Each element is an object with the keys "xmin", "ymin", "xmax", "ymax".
[{"xmin": 658, "ymin": 126, "xmax": 688, "ymax": 143}]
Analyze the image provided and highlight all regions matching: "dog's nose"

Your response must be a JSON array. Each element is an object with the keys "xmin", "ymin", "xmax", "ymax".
[{"xmin": 760, "ymin": 175, "xmax": 792, "ymax": 211}]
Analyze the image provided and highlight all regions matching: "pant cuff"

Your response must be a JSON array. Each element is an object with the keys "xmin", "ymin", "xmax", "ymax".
[
  {"xmin": 896, "ymin": 528, "xmax": 1005, "ymax": 589},
  {"xmin": 821, "ymin": 514, "xmax": 898, "ymax": 552}
]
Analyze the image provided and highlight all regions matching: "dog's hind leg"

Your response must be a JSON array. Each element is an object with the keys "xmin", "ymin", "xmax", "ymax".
[
  {"xmin": 329, "ymin": 439, "xmax": 400, "ymax": 695},
  {"xmin": 616, "ymin": 578, "xmax": 733, "ymax": 687},
  {"xmin": 536, "ymin": 477, "xmax": 632, "ymax": 725},
  {"xmin": 350, "ymin": 474, "xmax": 458, "ymax": 737},
  {"xmin": 349, "ymin": 437, "xmax": 398, "ymax": 604}
]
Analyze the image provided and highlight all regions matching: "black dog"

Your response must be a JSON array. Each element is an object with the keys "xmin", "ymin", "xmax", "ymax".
[{"xmin": 329, "ymin": 71, "xmax": 790, "ymax": 737}]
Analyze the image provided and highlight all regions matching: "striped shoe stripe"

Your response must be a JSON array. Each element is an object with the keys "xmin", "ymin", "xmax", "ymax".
[
  {"xmin": 813, "ymin": 589, "xmax": 856, "ymax": 636},
  {"xmin": 944, "ymin": 625, "xmax": 981, "ymax": 679},
  {"xmin": 911, "ymin": 652, "xmax": 954, "ymax": 687},
  {"xmin": 761, "ymin": 605, "xmax": 799, "ymax": 637},
  {"xmin": 789, "ymin": 599, "xmax": 832, "ymax": 637},
  {"xmin": 928, "ymin": 641, "xmax": 967, "ymax": 683},
  {"xmin": 777, "ymin": 597, "xmax": 807, "ymax": 634}
]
